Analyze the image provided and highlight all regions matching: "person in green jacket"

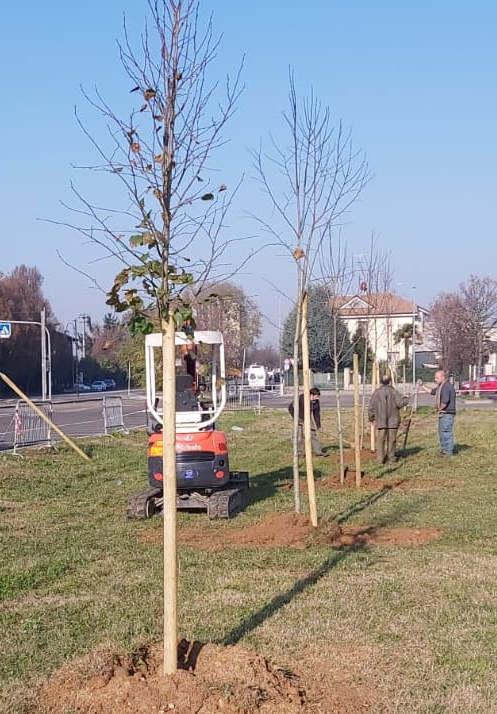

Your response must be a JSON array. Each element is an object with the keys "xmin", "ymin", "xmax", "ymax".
[{"xmin": 368, "ymin": 375, "xmax": 409, "ymax": 464}]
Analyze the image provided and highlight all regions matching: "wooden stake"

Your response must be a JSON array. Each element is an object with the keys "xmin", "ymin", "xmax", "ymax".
[
  {"xmin": 370, "ymin": 360, "xmax": 377, "ymax": 453},
  {"xmin": 0, "ymin": 372, "xmax": 90, "ymax": 462},
  {"xmin": 301, "ymin": 292, "xmax": 318, "ymax": 528},
  {"xmin": 353, "ymin": 354, "xmax": 362, "ymax": 487},
  {"xmin": 162, "ymin": 317, "xmax": 177, "ymax": 675}
]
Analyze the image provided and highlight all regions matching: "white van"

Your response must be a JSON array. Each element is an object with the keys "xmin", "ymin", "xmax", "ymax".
[{"xmin": 247, "ymin": 364, "xmax": 266, "ymax": 390}]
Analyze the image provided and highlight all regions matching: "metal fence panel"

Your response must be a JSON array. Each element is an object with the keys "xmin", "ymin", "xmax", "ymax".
[
  {"xmin": 103, "ymin": 396, "xmax": 127, "ymax": 434},
  {"xmin": 312, "ymin": 372, "xmax": 344, "ymax": 390},
  {"xmin": 225, "ymin": 388, "xmax": 261, "ymax": 414},
  {"xmin": 13, "ymin": 400, "xmax": 52, "ymax": 452}
]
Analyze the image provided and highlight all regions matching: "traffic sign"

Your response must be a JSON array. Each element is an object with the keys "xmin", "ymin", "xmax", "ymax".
[{"xmin": 0, "ymin": 321, "xmax": 12, "ymax": 339}]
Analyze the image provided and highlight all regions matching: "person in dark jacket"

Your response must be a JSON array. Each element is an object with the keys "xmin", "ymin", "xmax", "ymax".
[
  {"xmin": 368, "ymin": 375, "xmax": 409, "ymax": 464},
  {"xmin": 288, "ymin": 387, "xmax": 326, "ymax": 457}
]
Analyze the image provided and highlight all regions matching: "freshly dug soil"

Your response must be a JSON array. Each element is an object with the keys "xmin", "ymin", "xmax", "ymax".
[
  {"xmin": 279, "ymin": 474, "xmax": 380, "ymax": 492},
  {"xmin": 141, "ymin": 512, "xmax": 441, "ymax": 551},
  {"xmin": 36, "ymin": 640, "xmax": 358, "ymax": 713},
  {"xmin": 282, "ymin": 474, "xmax": 447, "ymax": 492}
]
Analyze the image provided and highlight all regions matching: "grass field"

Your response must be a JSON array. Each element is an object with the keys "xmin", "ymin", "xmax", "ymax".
[{"xmin": 1, "ymin": 407, "xmax": 497, "ymax": 713}]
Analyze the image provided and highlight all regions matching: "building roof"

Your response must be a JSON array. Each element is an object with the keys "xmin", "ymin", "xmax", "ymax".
[{"xmin": 334, "ymin": 292, "xmax": 427, "ymax": 317}]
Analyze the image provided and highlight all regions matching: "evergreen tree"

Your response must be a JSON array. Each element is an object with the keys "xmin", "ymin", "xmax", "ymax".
[
  {"xmin": 281, "ymin": 286, "xmax": 351, "ymax": 372},
  {"xmin": 350, "ymin": 324, "xmax": 374, "ymax": 376}
]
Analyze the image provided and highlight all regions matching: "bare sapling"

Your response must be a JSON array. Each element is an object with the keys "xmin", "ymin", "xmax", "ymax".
[
  {"xmin": 254, "ymin": 74, "xmax": 368, "ymax": 507},
  {"xmin": 53, "ymin": 0, "xmax": 248, "ymax": 675},
  {"xmin": 301, "ymin": 291, "xmax": 318, "ymax": 526},
  {"xmin": 353, "ymin": 352, "xmax": 362, "ymax": 486},
  {"xmin": 319, "ymin": 236, "xmax": 355, "ymax": 485}
]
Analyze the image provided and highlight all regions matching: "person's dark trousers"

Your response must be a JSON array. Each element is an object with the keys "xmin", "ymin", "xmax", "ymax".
[
  {"xmin": 377, "ymin": 428, "xmax": 398, "ymax": 464},
  {"xmin": 438, "ymin": 414, "xmax": 455, "ymax": 455},
  {"xmin": 297, "ymin": 422, "xmax": 324, "ymax": 456}
]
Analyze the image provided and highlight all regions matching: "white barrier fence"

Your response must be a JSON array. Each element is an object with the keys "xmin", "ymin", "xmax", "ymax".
[
  {"xmin": 0, "ymin": 387, "xmax": 264, "ymax": 454},
  {"xmin": 225, "ymin": 388, "xmax": 261, "ymax": 414},
  {"xmin": 13, "ymin": 400, "xmax": 52, "ymax": 454}
]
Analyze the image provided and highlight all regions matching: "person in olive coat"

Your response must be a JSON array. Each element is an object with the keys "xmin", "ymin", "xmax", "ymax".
[{"xmin": 368, "ymin": 375, "xmax": 409, "ymax": 464}]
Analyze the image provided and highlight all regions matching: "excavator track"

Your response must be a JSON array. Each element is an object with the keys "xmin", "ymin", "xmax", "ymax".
[
  {"xmin": 127, "ymin": 487, "xmax": 163, "ymax": 520},
  {"xmin": 207, "ymin": 487, "xmax": 249, "ymax": 519}
]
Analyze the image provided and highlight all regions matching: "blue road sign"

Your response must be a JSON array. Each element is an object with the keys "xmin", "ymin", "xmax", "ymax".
[{"xmin": 0, "ymin": 321, "xmax": 12, "ymax": 339}]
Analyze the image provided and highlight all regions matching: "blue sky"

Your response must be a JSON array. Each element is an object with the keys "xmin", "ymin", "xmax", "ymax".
[{"xmin": 1, "ymin": 1, "xmax": 496, "ymax": 342}]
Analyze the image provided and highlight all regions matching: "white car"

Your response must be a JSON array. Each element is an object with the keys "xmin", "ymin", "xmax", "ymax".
[{"xmin": 91, "ymin": 381, "xmax": 107, "ymax": 392}]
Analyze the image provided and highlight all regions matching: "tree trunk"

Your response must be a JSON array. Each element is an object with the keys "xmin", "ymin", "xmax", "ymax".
[
  {"xmin": 353, "ymin": 353, "xmax": 362, "ymax": 487},
  {"xmin": 333, "ymin": 315, "xmax": 346, "ymax": 484},
  {"xmin": 370, "ymin": 359, "xmax": 377, "ymax": 453},
  {"xmin": 301, "ymin": 292, "xmax": 318, "ymax": 527},
  {"xmin": 360, "ymin": 329, "xmax": 369, "ymax": 450},
  {"xmin": 162, "ymin": 316, "xmax": 177, "ymax": 675},
  {"xmin": 292, "ymin": 292, "xmax": 302, "ymax": 513}
]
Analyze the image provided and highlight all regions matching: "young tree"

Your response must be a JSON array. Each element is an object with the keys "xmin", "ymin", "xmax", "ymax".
[
  {"xmin": 254, "ymin": 76, "xmax": 368, "ymax": 510},
  {"xmin": 57, "ymin": 1, "xmax": 246, "ymax": 674},
  {"xmin": 319, "ymin": 239, "xmax": 359, "ymax": 482}
]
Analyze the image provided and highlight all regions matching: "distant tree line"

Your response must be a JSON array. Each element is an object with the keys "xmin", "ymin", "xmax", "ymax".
[
  {"xmin": 429, "ymin": 275, "xmax": 497, "ymax": 378},
  {"xmin": 0, "ymin": 267, "xmax": 263, "ymax": 394},
  {"xmin": 0, "ymin": 266, "xmax": 73, "ymax": 395}
]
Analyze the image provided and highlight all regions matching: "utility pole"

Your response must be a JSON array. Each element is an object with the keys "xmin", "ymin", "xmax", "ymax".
[
  {"xmin": 79, "ymin": 315, "xmax": 89, "ymax": 359},
  {"xmin": 41, "ymin": 308, "xmax": 47, "ymax": 401},
  {"xmin": 412, "ymin": 289, "xmax": 417, "ymax": 392},
  {"xmin": 73, "ymin": 319, "xmax": 79, "ymax": 391}
]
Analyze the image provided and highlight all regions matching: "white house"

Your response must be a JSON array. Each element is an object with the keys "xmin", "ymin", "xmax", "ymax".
[
  {"xmin": 485, "ymin": 328, "xmax": 497, "ymax": 374},
  {"xmin": 335, "ymin": 292, "xmax": 429, "ymax": 364}
]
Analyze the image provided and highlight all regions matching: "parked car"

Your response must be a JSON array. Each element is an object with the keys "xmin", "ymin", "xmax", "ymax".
[
  {"xmin": 459, "ymin": 375, "xmax": 497, "ymax": 394},
  {"xmin": 103, "ymin": 378, "xmax": 116, "ymax": 390},
  {"xmin": 91, "ymin": 380, "xmax": 107, "ymax": 392},
  {"xmin": 77, "ymin": 383, "xmax": 92, "ymax": 392}
]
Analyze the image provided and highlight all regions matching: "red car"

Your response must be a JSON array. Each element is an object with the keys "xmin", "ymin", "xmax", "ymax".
[{"xmin": 460, "ymin": 375, "xmax": 497, "ymax": 394}]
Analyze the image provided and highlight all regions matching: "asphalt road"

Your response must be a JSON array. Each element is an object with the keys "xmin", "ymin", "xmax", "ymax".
[
  {"xmin": 0, "ymin": 391, "xmax": 148, "ymax": 450},
  {"xmin": 0, "ymin": 387, "xmax": 494, "ymax": 452}
]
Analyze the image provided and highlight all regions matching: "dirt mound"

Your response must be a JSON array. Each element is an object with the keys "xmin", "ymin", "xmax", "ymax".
[
  {"xmin": 37, "ymin": 640, "xmax": 345, "ymax": 714},
  {"xmin": 327, "ymin": 525, "xmax": 442, "ymax": 548},
  {"xmin": 282, "ymin": 474, "xmax": 445, "ymax": 492},
  {"xmin": 142, "ymin": 512, "xmax": 441, "ymax": 551},
  {"xmin": 180, "ymin": 512, "xmax": 318, "ymax": 550},
  {"xmin": 279, "ymin": 474, "xmax": 383, "ymax": 492},
  {"xmin": 315, "ymin": 474, "xmax": 393, "ymax": 491}
]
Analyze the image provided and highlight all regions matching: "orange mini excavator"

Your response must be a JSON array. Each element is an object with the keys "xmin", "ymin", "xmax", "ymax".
[{"xmin": 127, "ymin": 330, "xmax": 249, "ymax": 520}]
